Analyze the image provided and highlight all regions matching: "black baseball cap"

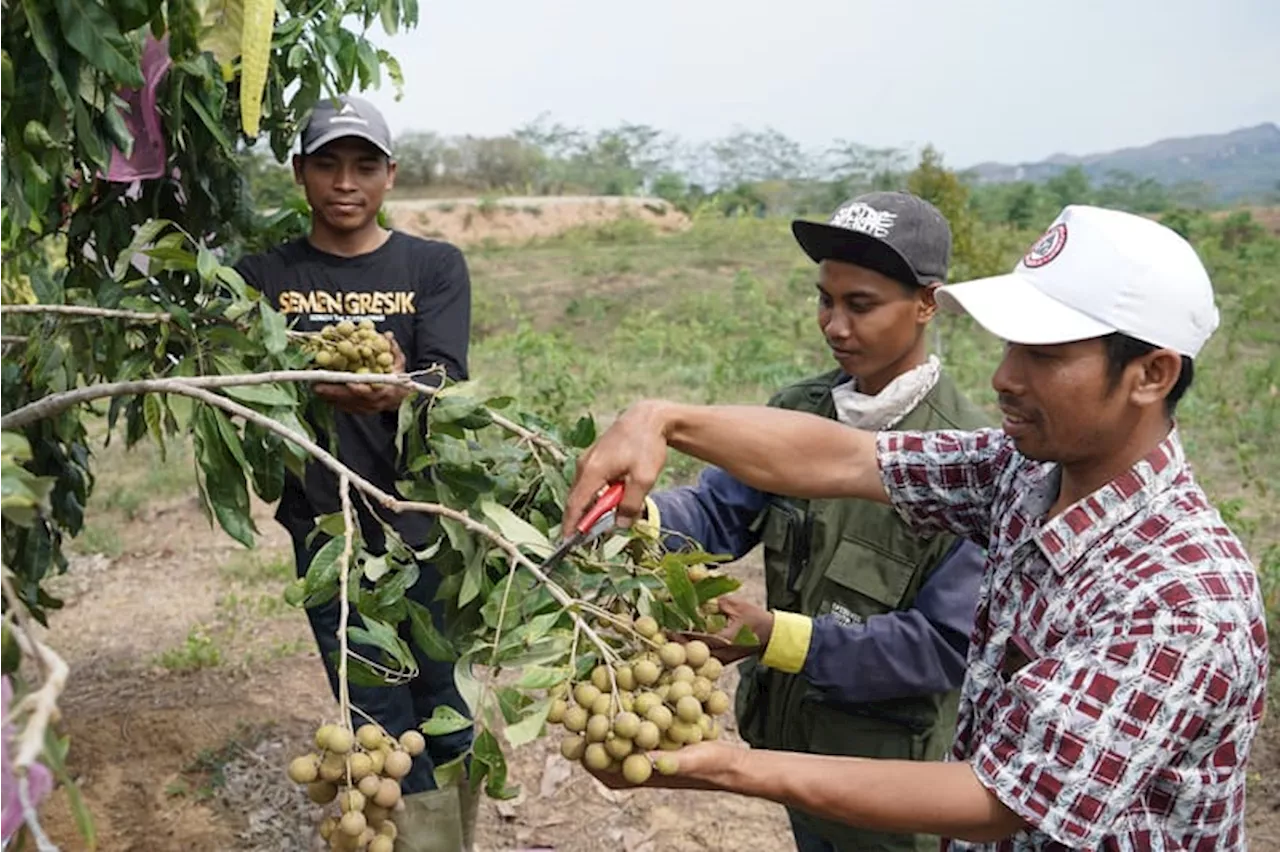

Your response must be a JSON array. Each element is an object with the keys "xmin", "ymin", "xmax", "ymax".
[
  {"xmin": 301, "ymin": 95, "xmax": 394, "ymax": 158},
  {"xmin": 792, "ymin": 191, "xmax": 952, "ymax": 286}
]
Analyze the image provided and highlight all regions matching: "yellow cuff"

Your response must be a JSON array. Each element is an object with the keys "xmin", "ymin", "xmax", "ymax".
[
  {"xmin": 633, "ymin": 496, "xmax": 661, "ymax": 541},
  {"xmin": 760, "ymin": 611, "xmax": 813, "ymax": 674}
]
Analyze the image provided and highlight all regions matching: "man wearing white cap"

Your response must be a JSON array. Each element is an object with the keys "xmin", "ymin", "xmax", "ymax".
[{"xmin": 564, "ymin": 205, "xmax": 1269, "ymax": 850}]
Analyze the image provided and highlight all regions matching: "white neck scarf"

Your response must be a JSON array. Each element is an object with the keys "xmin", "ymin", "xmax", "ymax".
[{"xmin": 829, "ymin": 355, "xmax": 941, "ymax": 431}]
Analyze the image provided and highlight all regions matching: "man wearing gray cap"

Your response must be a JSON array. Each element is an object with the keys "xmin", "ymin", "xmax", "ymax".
[
  {"xmin": 234, "ymin": 95, "xmax": 477, "ymax": 851},
  {"xmin": 637, "ymin": 191, "xmax": 989, "ymax": 852}
]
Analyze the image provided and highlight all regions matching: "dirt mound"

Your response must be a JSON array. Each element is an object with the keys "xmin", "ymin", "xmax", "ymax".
[{"xmin": 385, "ymin": 195, "xmax": 691, "ymax": 246}]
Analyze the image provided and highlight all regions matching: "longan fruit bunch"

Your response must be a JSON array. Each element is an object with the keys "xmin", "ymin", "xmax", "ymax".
[
  {"xmin": 548, "ymin": 615, "xmax": 731, "ymax": 786},
  {"xmin": 286, "ymin": 722, "xmax": 425, "ymax": 851},
  {"xmin": 302, "ymin": 320, "xmax": 395, "ymax": 375}
]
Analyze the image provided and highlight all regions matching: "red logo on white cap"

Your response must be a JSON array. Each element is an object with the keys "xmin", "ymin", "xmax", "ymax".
[{"xmin": 1023, "ymin": 223, "xmax": 1068, "ymax": 268}]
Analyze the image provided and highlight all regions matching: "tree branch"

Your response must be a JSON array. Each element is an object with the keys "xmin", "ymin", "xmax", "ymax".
[
  {"xmin": 13, "ymin": 379, "xmax": 619, "ymax": 670},
  {"xmin": 488, "ymin": 412, "xmax": 567, "ymax": 463},
  {"xmin": 0, "ymin": 304, "xmax": 173, "ymax": 322}
]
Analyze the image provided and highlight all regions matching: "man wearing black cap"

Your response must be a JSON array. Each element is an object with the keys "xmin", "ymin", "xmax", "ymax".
[
  {"xmin": 637, "ymin": 192, "xmax": 989, "ymax": 852},
  {"xmin": 234, "ymin": 95, "xmax": 476, "ymax": 851}
]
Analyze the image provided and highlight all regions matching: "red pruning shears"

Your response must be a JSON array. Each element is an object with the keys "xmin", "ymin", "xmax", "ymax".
[{"xmin": 543, "ymin": 482, "xmax": 626, "ymax": 571}]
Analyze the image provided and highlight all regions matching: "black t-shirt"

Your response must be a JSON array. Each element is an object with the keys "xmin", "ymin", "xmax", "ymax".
[{"xmin": 234, "ymin": 231, "xmax": 471, "ymax": 549}]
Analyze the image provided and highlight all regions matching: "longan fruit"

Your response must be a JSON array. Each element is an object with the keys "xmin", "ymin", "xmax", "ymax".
[
  {"xmin": 370, "ymin": 836, "xmax": 394, "ymax": 852},
  {"xmin": 315, "ymin": 724, "xmax": 340, "ymax": 751},
  {"xmin": 645, "ymin": 704, "xmax": 673, "ymax": 731},
  {"xmin": 667, "ymin": 681, "xmax": 693, "ymax": 703},
  {"xmin": 358, "ymin": 774, "xmax": 381, "ymax": 798},
  {"xmin": 319, "ymin": 752, "xmax": 346, "ymax": 782},
  {"xmin": 339, "ymin": 811, "xmax": 366, "ymax": 838},
  {"xmin": 308, "ymin": 781, "xmax": 338, "ymax": 804},
  {"xmin": 659, "ymin": 643, "xmax": 686, "ymax": 669},
  {"xmin": 615, "ymin": 666, "xmax": 636, "ymax": 691},
  {"xmin": 563, "ymin": 706, "xmax": 588, "ymax": 733},
  {"xmin": 586, "ymin": 714, "xmax": 611, "ymax": 743},
  {"xmin": 591, "ymin": 665, "xmax": 611, "ymax": 692},
  {"xmin": 622, "ymin": 753, "xmax": 652, "ymax": 785},
  {"xmin": 705, "ymin": 690, "xmax": 731, "ymax": 716},
  {"xmin": 634, "ymin": 721, "xmax": 661, "ymax": 750},
  {"xmin": 399, "ymin": 730, "xmax": 426, "ymax": 757},
  {"xmin": 605, "ymin": 736, "xmax": 633, "ymax": 760},
  {"xmin": 655, "ymin": 755, "xmax": 679, "ymax": 776},
  {"xmin": 548, "ymin": 699, "xmax": 568, "ymax": 724},
  {"xmin": 635, "ymin": 616, "xmax": 659, "ymax": 638},
  {"xmin": 632, "ymin": 692, "xmax": 661, "ymax": 716},
  {"xmin": 573, "ymin": 682, "xmax": 601, "ymax": 709},
  {"xmin": 697, "ymin": 658, "xmax": 724, "ymax": 681},
  {"xmin": 339, "ymin": 790, "xmax": 366, "ymax": 814},
  {"xmin": 612, "ymin": 711, "xmax": 641, "ymax": 740},
  {"xmin": 327, "ymin": 728, "xmax": 354, "ymax": 755},
  {"xmin": 591, "ymin": 693, "xmax": 614, "ymax": 717},
  {"xmin": 383, "ymin": 750, "xmax": 412, "ymax": 780},
  {"xmin": 287, "ymin": 755, "xmax": 318, "ymax": 784},
  {"xmin": 357, "ymin": 725, "xmax": 385, "ymax": 751},
  {"xmin": 583, "ymin": 743, "xmax": 611, "ymax": 771},
  {"xmin": 336, "ymin": 321, "xmax": 356, "ymax": 336},
  {"xmin": 671, "ymin": 664, "xmax": 696, "ymax": 684},
  {"xmin": 633, "ymin": 660, "xmax": 660, "ymax": 686},
  {"xmin": 688, "ymin": 565, "xmax": 710, "ymax": 583},
  {"xmin": 368, "ymin": 748, "xmax": 386, "ymax": 775},
  {"xmin": 348, "ymin": 752, "xmax": 374, "ymax": 781},
  {"xmin": 373, "ymin": 778, "xmax": 402, "ymax": 809},
  {"xmin": 684, "ymin": 640, "xmax": 711, "ymax": 668},
  {"xmin": 692, "ymin": 676, "xmax": 713, "ymax": 703},
  {"xmin": 676, "ymin": 695, "xmax": 703, "ymax": 724},
  {"xmin": 319, "ymin": 816, "xmax": 337, "ymax": 840}
]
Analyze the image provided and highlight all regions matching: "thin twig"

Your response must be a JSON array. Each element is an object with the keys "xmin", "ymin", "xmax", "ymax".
[
  {"xmin": 0, "ymin": 304, "xmax": 172, "ymax": 322},
  {"xmin": 488, "ymin": 412, "xmax": 566, "ymax": 463},
  {"xmin": 2, "ymin": 335, "xmax": 29, "ymax": 345},
  {"xmin": 18, "ymin": 775, "xmax": 59, "ymax": 852},
  {"xmin": 338, "ymin": 475, "xmax": 354, "ymax": 789}
]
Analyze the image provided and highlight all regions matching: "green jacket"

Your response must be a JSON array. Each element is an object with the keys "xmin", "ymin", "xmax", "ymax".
[{"xmin": 736, "ymin": 368, "xmax": 989, "ymax": 852}]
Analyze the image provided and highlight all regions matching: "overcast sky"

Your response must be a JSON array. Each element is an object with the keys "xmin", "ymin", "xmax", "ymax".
[{"xmin": 360, "ymin": 0, "xmax": 1279, "ymax": 168}]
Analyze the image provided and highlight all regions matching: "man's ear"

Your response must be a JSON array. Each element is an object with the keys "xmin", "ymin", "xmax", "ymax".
[
  {"xmin": 292, "ymin": 154, "xmax": 305, "ymax": 185},
  {"xmin": 917, "ymin": 281, "xmax": 941, "ymax": 323},
  {"xmin": 385, "ymin": 159, "xmax": 398, "ymax": 191},
  {"xmin": 1129, "ymin": 348, "xmax": 1182, "ymax": 410}
]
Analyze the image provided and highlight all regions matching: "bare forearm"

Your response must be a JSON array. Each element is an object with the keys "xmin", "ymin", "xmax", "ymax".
[
  {"xmin": 701, "ymin": 749, "xmax": 1023, "ymax": 842},
  {"xmin": 660, "ymin": 402, "xmax": 888, "ymax": 503}
]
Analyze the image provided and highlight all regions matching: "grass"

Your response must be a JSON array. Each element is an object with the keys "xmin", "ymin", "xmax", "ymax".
[{"xmin": 153, "ymin": 627, "xmax": 224, "ymax": 672}]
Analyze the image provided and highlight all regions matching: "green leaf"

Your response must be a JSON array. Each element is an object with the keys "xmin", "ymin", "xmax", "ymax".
[
  {"xmin": 343, "ymin": 656, "xmax": 395, "ymax": 687},
  {"xmin": 422, "ymin": 705, "xmax": 473, "ymax": 737},
  {"xmin": 515, "ymin": 665, "xmax": 570, "ymax": 690},
  {"xmin": 453, "ymin": 654, "xmax": 483, "ymax": 717},
  {"xmin": 53, "ymin": 0, "xmax": 145, "ymax": 87},
  {"xmin": 732, "ymin": 625, "xmax": 761, "ymax": 647},
  {"xmin": 196, "ymin": 245, "xmax": 218, "ymax": 282},
  {"xmin": 21, "ymin": 0, "xmax": 73, "ymax": 111},
  {"xmin": 144, "ymin": 394, "xmax": 167, "ymax": 461},
  {"xmin": 260, "ymin": 305, "xmax": 287, "ymax": 355},
  {"xmin": 407, "ymin": 600, "xmax": 456, "ymax": 662},
  {"xmin": 379, "ymin": 0, "xmax": 399, "ymax": 35},
  {"xmin": 112, "ymin": 219, "xmax": 172, "ymax": 280},
  {"xmin": 565, "ymin": 415, "xmax": 596, "ymax": 449},
  {"xmin": 184, "ymin": 88, "xmax": 234, "ymax": 154},
  {"xmin": 503, "ymin": 698, "xmax": 551, "ymax": 747},
  {"xmin": 478, "ymin": 499, "xmax": 551, "ymax": 553},
  {"xmin": 432, "ymin": 753, "xmax": 467, "ymax": 790},
  {"xmin": 221, "ymin": 383, "xmax": 295, "ymax": 407},
  {"xmin": 374, "ymin": 562, "xmax": 418, "ymax": 605},
  {"xmin": 663, "ymin": 560, "xmax": 701, "ymax": 624},
  {"xmin": 303, "ymin": 535, "xmax": 347, "ymax": 598},
  {"xmin": 694, "ymin": 575, "xmax": 741, "ymax": 603},
  {"xmin": 458, "ymin": 548, "xmax": 485, "ymax": 607},
  {"xmin": 348, "ymin": 616, "xmax": 417, "ymax": 673},
  {"xmin": 355, "ymin": 38, "xmax": 381, "ymax": 89},
  {"xmin": 209, "ymin": 407, "xmax": 250, "ymax": 473},
  {"xmin": 473, "ymin": 728, "xmax": 516, "ymax": 799},
  {"xmin": 364, "ymin": 554, "xmax": 390, "ymax": 582},
  {"xmin": 198, "ymin": 0, "xmax": 244, "ymax": 65}
]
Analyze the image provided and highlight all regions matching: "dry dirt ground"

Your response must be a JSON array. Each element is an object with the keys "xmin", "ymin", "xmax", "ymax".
[
  {"xmin": 23, "ymin": 469, "xmax": 1280, "ymax": 851},
  {"xmin": 383, "ymin": 195, "xmax": 691, "ymax": 247}
]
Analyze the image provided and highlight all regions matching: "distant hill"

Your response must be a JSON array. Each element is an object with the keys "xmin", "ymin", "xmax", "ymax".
[{"xmin": 965, "ymin": 123, "xmax": 1280, "ymax": 203}]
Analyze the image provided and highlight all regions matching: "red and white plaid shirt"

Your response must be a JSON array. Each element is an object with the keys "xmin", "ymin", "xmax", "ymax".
[{"xmin": 877, "ymin": 427, "xmax": 1268, "ymax": 851}]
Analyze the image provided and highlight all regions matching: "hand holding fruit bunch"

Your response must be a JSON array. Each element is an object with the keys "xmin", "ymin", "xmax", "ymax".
[{"xmin": 301, "ymin": 319, "xmax": 412, "ymax": 414}]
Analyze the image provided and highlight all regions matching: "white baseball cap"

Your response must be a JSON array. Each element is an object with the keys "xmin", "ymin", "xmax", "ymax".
[{"xmin": 936, "ymin": 205, "xmax": 1220, "ymax": 357}]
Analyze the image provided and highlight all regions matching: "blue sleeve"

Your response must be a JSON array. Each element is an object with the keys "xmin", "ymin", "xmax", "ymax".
[
  {"xmin": 802, "ymin": 537, "xmax": 984, "ymax": 704},
  {"xmin": 648, "ymin": 466, "xmax": 768, "ymax": 560}
]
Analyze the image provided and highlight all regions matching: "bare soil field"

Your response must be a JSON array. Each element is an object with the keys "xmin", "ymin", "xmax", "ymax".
[{"xmin": 384, "ymin": 195, "xmax": 691, "ymax": 247}]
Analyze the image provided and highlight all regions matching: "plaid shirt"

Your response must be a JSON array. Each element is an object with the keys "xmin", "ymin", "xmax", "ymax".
[{"xmin": 877, "ymin": 427, "xmax": 1268, "ymax": 851}]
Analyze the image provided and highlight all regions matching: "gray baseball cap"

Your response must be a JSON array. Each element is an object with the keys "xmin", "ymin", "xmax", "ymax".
[
  {"xmin": 792, "ymin": 191, "xmax": 952, "ymax": 286},
  {"xmin": 301, "ymin": 95, "xmax": 394, "ymax": 157}
]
